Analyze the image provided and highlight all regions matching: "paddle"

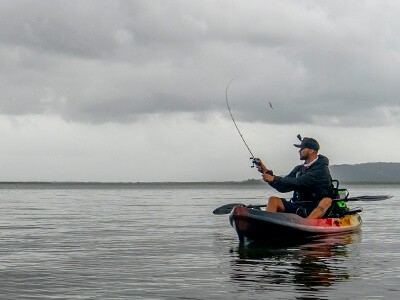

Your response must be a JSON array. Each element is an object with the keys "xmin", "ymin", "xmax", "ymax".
[
  {"xmin": 212, "ymin": 195, "xmax": 393, "ymax": 215},
  {"xmin": 213, "ymin": 203, "xmax": 267, "ymax": 215},
  {"xmin": 343, "ymin": 195, "xmax": 393, "ymax": 201}
]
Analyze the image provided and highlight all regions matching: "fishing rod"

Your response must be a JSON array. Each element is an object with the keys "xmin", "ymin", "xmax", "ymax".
[{"xmin": 225, "ymin": 80, "xmax": 259, "ymax": 168}]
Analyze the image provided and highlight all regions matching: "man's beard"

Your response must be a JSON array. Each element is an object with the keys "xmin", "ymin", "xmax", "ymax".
[{"xmin": 300, "ymin": 152, "xmax": 308, "ymax": 161}]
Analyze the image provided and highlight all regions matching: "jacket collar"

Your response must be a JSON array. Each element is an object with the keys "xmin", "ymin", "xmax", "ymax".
[{"xmin": 304, "ymin": 156, "xmax": 319, "ymax": 168}]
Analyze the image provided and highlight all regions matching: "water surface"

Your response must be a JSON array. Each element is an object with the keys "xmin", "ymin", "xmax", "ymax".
[{"xmin": 0, "ymin": 182, "xmax": 398, "ymax": 299}]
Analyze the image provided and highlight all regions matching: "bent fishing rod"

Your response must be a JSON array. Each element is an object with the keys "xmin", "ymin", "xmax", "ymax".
[{"xmin": 225, "ymin": 80, "xmax": 259, "ymax": 168}]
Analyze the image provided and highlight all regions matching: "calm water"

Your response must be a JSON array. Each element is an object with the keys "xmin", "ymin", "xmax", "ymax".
[{"xmin": 0, "ymin": 182, "xmax": 399, "ymax": 299}]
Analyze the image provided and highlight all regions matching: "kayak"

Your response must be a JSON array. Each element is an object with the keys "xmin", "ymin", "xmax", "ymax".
[{"xmin": 229, "ymin": 205, "xmax": 362, "ymax": 243}]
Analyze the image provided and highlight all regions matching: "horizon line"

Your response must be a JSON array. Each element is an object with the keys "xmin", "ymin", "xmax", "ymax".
[{"xmin": 0, "ymin": 180, "xmax": 399, "ymax": 184}]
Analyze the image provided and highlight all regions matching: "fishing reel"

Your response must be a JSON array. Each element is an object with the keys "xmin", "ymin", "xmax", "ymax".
[{"xmin": 251, "ymin": 157, "xmax": 261, "ymax": 168}]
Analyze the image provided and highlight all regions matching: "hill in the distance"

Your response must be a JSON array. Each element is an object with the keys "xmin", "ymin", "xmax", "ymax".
[{"xmin": 330, "ymin": 162, "xmax": 400, "ymax": 183}]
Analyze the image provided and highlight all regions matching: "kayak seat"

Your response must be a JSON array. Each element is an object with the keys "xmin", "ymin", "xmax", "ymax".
[
  {"xmin": 329, "ymin": 179, "xmax": 349, "ymax": 200},
  {"xmin": 323, "ymin": 179, "xmax": 353, "ymax": 218},
  {"xmin": 324, "ymin": 203, "xmax": 350, "ymax": 218}
]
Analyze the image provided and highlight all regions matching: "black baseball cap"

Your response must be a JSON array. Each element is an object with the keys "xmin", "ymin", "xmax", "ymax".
[{"xmin": 294, "ymin": 137, "xmax": 320, "ymax": 151}]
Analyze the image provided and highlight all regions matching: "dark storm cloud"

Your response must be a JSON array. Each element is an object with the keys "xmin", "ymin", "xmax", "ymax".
[
  {"xmin": 0, "ymin": 1, "xmax": 121, "ymax": 58},
  {"xmin": 1, "ymin": 0, "xmax": 399, "ymax": 126}
]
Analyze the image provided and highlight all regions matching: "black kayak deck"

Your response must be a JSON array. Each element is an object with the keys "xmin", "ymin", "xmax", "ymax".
[{"xmin": 229, "ymin": 205, "xmax": 362, "ymax": 242}]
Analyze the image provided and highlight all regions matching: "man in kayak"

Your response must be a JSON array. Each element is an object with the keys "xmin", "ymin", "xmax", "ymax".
[{"xmin": 255, "ymin": 137, "xmax": 333, "ymax": 219}]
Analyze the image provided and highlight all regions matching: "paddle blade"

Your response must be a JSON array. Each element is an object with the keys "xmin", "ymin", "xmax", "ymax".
[
  {"xmin": 213, "ymin": 203, "xmax": 243, "ymax": 215},
  {"xmin": 345, "ymin": 195, "xmax": 393, "ymax": 201},
  {"xmin": 213, "ymin": 203, "xmax": 267, "ymax": 214}
]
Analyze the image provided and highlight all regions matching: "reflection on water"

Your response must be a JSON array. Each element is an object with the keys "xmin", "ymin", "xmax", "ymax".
[
  {"xmin": 230, "ymin": 233, "xmax": 361, "ymax": 299},
  {"xmin": 0, "ymin": 183, "xmax": 397, "ymax": 298}
]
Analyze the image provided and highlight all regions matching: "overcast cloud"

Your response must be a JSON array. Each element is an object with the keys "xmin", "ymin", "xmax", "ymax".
[
  {"xmin": 0, "ymin": 0, "xmax": 399, "ymax": 181},
  {"xmin": 2, "ymin": 0, "xmax": 399, "ymax": 125}
]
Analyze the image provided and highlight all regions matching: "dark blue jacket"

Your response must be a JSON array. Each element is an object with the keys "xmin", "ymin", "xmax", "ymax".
[{"xmin": 268, "ymin": 155, "xmax": 332, "ymax": 203}]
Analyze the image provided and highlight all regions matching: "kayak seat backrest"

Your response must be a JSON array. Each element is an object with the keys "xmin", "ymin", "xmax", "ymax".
[
  {"xmin": 329, "ymin": 179, "xmax": 349, "ymax": 200},
  {"xmin": 324, "ymin": 179, "xmax": 351, "ymax": 218}
]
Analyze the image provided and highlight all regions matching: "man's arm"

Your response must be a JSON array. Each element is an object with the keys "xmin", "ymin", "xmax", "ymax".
[
  {"xmin": 258, "ymin": 163, "xmax": 301, "ymax": 193},
  {"xmin": 273, "ymin": 167, "xmax": 325, "ymax": 188},
  {"xmin": 267, "ymin": 167, "xmax": 303, "ymax": 192}
]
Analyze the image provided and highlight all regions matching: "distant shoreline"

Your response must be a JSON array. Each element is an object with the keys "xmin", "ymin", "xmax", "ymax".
[
  {"xmin": 1, "ymin": 162, "xmax": 399, "ymax": 187},
  {"xmin": 0, "ymin": 180, "xmax": 399, "ymax": 185},
  {"xmin": 0, "ymin": 181, "xmax": 398, "ymax": 191}
]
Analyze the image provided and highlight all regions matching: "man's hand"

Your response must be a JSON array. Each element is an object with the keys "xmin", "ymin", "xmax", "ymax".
[
  {"xmin": 262, "ymin": 172, "xmax": 275, "ymax": 183},
  {"xmin": 254, "ymin": 158, "xmax": 268, "ymax": 174}
]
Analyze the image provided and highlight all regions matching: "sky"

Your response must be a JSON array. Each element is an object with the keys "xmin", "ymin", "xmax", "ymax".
[{"xmin": 1, "ymin": 0, "xmax": 399, "ymax": 182}]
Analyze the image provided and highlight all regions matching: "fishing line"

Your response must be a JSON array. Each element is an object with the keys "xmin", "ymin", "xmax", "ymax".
[{"xmin": 225, "ymin": 80, "xmax": 256, "ymax": 161}]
